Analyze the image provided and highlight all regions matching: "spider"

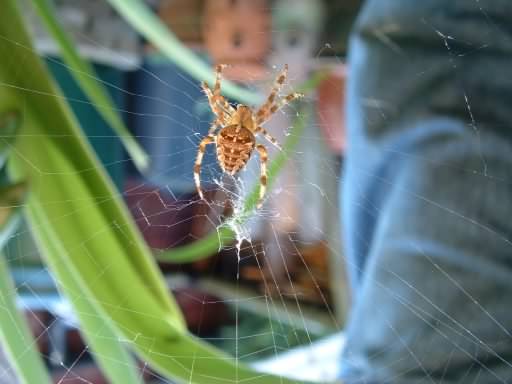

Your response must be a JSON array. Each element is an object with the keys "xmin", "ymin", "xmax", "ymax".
[{"xmin": 194, "ymin": 64, "xmax": 303, "ymax": 208}]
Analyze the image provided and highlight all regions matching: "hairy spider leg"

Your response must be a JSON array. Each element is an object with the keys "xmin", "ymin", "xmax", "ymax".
[
  {"xmin": 255, "ymin": 64, "xmax": 288, "ymax": 123},
  {"xmin": 207, "ymin": 121, "xmax": 221, "ymax": 137},
  {"xmin": 194, "ymin": 134, "xmax": 216, "ymax": 200},
  {"xmin": 256, "ymin": 91, "xmax": 304, "ymax": 125},
  {"xmin": 213, "ymin": 64, "xmax": 236, "ymax": 121},
  {"xmin": 213, "ymin": 64, "xmax": 226, "ymax": 96},
  {"xmin": 255, "ymin": 144, "xmax": 268, "ymax": 208},
  {"xmin": 201, "ymin": 82, "xmax": 234, "ymax": 126},
  {"xmin": 254, "ymin": 126, "xmax": 282, "ymax": 150}
]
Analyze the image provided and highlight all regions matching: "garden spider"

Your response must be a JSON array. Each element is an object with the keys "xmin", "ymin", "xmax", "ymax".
[{"xmin": 194, "ymin": 64, "xmax": 303, "ymax": 208}]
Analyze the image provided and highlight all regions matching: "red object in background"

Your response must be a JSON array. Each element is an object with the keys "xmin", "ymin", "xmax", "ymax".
[
  {"xmin": 173, "ymin": 287, "xmax": 230, "ymax": 335},
  {"xmin": 124, "ymin": 181, "xmax": 197, "ymax": 250},
  {"xmin": 124, "ymin": 180, "xmax": 223, "ymax": 275},
  {"xmin": 316, "ymin": 65, "xmax": 347, "ymax": 154},
  {"xmin": 203, "ymin": 0, "xmax": 270, "ymax": 81},
  {"xmin": 25, "ymin": 309, "xmax": 52, "ymax": 355}
]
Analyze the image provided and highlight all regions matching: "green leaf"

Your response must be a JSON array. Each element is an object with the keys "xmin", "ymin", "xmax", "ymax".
[
  {"xmin": 0, "ymin": 110, "xmax": 21, "ymax": 169},
  {"xmin": 0, "ymin": 110, "xmax": 49, "ymax": 383},
  {"xmin": 0, "ymin": 182, "xmax": 27, "ymax": 248},
  {"xmin": 0, "ymin": 254, "xmax": 52, "ymax": 384},
  {"xmin": 0, "ymin": 2, "xmax": 155, "ymax": 384},
  {"xmin": 0, "ymin": 110, "xmax": 27, "ymax": 247},
  {"xmin": 106, "ymin": 0, "xmax": 262, "ymax": 106},
  {"xmin": 1, "ymin": 1, "xmax": 310, "ymax": 383},
  {"xmin": 30, "ymin": 0, "xmax": 149, "ymax": 173},
  {"xmin": 30, "ymin": 199, "xmax": 145, "ymax": 384}
]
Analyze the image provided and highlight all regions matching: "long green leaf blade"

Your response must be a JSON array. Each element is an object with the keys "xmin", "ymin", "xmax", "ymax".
[
  {"xmin": 30, "ymin": 0, "xmax": 149, "ymax": 173},
  {"xmin": 0, "ymin": 2, "xmax": 166, "ymax": 383},
  {"xmin": 0, "ymin": 254, "xmax": 53, "ymax": 384},
  {"xmin": 30, "ymin": 199, "xmax": 144, "ymax": 384},
  {"xmin": 0, "ymin": 111, "xmax": 49, "ymax": 384},
  {"xmin": 0, "ymin": 111, "xmax": 21, "ymax": 169}
]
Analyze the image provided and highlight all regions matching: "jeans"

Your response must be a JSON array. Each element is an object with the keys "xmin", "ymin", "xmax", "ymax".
[{"xmin": 341, "ymin": 1, "xmax": 512, "ymax": 383}]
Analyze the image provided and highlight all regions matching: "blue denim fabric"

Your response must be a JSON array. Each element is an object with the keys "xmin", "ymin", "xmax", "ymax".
[{"xmin": 341, "ymin": 1, "xmax": 512, "ymax": 383}]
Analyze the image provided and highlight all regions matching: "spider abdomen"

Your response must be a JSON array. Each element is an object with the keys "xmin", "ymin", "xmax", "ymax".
[{"xmin": 217, "ymin": 125, "xmax": 255, "ymax": 175}]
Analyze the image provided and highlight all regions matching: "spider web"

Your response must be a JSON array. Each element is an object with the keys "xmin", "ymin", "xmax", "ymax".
[{"xmin": 1, "ymin": 1, "xmax": 511, "ymax": 384}]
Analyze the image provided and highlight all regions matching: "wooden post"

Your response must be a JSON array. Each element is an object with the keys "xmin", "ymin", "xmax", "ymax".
[{"xmin": 203, "ymin": 0, "xmax": 270, "ymax": 81}]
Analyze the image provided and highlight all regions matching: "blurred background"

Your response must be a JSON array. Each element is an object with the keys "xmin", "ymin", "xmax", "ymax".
[{"xmin": 2, "ymin": 0, "xmax": 361, "ymax": 383}]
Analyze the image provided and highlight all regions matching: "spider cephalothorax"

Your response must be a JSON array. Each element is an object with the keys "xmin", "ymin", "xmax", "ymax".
[{"xmin": 194, "ymin": 64, "xmax": 303, "ymax": 208}]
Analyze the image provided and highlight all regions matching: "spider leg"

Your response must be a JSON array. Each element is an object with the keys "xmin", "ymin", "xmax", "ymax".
[
  {"xmin": 207, "ymin": 121, "xmax": 221, "ymax": 136},
  {"xmin": 202, "ymin": 82, "xmax": 227, "ymax": 122},
  {"xmin": 213, "ymin": 64, "xmax": 226, "ymax": 98},
  {"xmin": 255, "ymin": 64, "xmax": 288, "ymax": 123},
  {"xmin": 215, "ymin": 99, "xmax": 235, "ymax": 118},
  {"xmin": 202, "ymin": 81, "xmax": 235, "ymax": 125},
  {"xmin": 255, "ymin": 144, "xmax": 268, "ymax": 208},
  {"xmin": 254, "ymin": 126, "xmax": 282, "ymax": 150},
  {"xmin": 212, "ymin": 64, "xmax": 233, "ymax": 122},
  {"xmin": 255, "ymin": 91, "xmax": 304, "ymax": 125},
  {"xmin": 194, "ymin": 134, "xmax": 216, "ymax": 200}
]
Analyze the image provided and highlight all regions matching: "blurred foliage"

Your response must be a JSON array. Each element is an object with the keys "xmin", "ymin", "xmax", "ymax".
[
  {"xmin": 31, "ymin": 0, "xmax": 149, "ymax": 173},
  {"xmin": 0, "ymin": 110, "xmax": 51, "ymax": 384},
  {"xmin": 0, "ymin": 1, "xmax": 321, "ymax": 383}
]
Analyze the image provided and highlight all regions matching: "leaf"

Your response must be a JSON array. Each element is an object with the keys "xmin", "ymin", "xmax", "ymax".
[
  {"xmin": 0, "ymin": 109, "xmax": 50, "ymax": 384},
  {"xmin": 0, "ymin": 111, "xmax": 21, "ymax": 169},
  {"xmin": 0, "ymin": 254, "xmax": 53, "ymax": 384},
  {"xmin": 1, "ymin": 1, "xmax": 310, "ymax": 383},
  {"xmin": 106, "ymin": 0, "xmax": 262, "ymax": 106},
  {"xmin": 0, "ymin": 182, "xmax": 26, "ymax": 247},
  {"xmin": 0, "ymin": 2, "xmax": 155, "ymax": 384},
  {"xmin": 30, "ymin": 0, "xmax": 149, "ymax": 173},
  {"xmin": 0, "ymin": 110, "xmax": 27, "ymax": 245},
  {"xmin": 30, "ymin": 200, "xmax": 145, "ymax": 384}
]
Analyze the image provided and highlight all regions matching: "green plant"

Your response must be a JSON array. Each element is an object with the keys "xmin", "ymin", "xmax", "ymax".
[
  {"xmin": 0, "ymin": 1, "xmax": 325, "ymax": 383},
  {"xmin": 0, "ymin": 111, "xmax": 51, "ymax": 384},
  {"xmin": 32, "ymin": 0, "xmax": 149, "ymax": 173}
]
